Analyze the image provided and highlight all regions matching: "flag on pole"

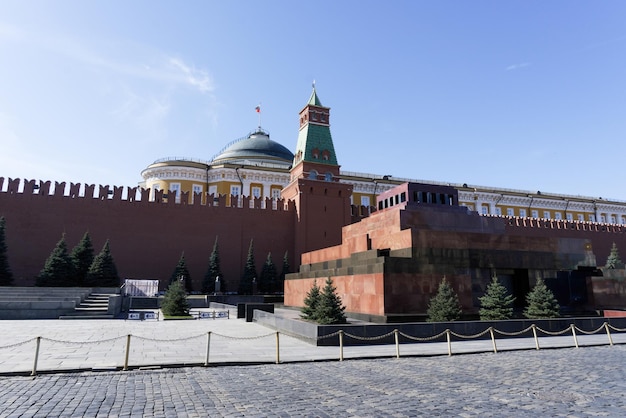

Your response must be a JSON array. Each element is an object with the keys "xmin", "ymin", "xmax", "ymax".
[{"xmin": 255, "ymin": 105, "xmax": 261, "ymax": 113}]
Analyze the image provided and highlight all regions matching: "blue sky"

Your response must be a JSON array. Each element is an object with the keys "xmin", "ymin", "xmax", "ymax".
[{"xmin": 1, "ymin": 1, "xmax": 625, "ymax": 200}]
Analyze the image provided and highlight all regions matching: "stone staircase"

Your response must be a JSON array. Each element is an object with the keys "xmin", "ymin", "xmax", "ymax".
[{"xmin": 58, "ymin": 293, "xmax": 115, "ymax": 320}]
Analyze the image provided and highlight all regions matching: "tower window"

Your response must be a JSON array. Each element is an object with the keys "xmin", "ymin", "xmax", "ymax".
[
  {"xmin": 309, "ymin": 170, "xmax": 318, "ymax": 180},
  {"xmin": 325, "ymin": 172, "xmax": 333, "ymax": 181}
]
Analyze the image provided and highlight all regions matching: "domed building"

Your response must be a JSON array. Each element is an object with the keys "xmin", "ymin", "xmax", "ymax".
[
  {"xmin": 140, "ymin": 87, "xmax": 626, "ymax": 224},
  {"xmin": 140, "ymin": 128, "xmax": 294, "ymax": 205}
]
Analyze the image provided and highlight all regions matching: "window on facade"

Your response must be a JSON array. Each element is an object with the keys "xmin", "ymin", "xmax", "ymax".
[
  {"xmin": 208, "ymin": 185, "xmax": 217, "ymax": 198},
  {"xmin": 600, "ymin": 215, "xmax": 606, "ymax": 223},
  {"xmin": 361, "ymin": 196, "xmax": 370, "ymax": 207},
  {"xmin": 151, "ymin": 184, "xmax": 160, "ymax": 201},
  {"xmin": 481, "ymin": 206, "xmax": 488, "ymax": 215},
  {"xmin": 325, "ymin": 172, "xmax": 333, "ymax": 182},
  {"xmin": 531, "ymin": 210, "xmax": 539, "ymax": 218},
  {"xmin": 230, "ymin": 185, "xmax": 240, "ymax": 196},
  {"xmin": 271, "ymin": 188, "xmax": 281, "ymax": 200},
  {"xmin": 309, "ymin": 170, "xmax": 318, "ymax": 180},
  {"xmin": 311, "ymin": 112, "xmax": 318, "ymax": 121},
  {"xmin": 566, "ymin": 213, "xmax": 573, "ymax": 221},
  {"xmin": 400, "ymin": 192, "xmax": 406, "ymax": 203},
  {"xmin": 555, "ymin": 212, "xmax": 562, "ymax": 220},
  {"xmin": 589, "ymin": 214, "xmax": 596, "ymax": 222},
  {"xmin": 621, "ymin": 216, "xmax": 626, "ymax": 224},
  {"xmin": 610, "ymin": 215, "xmax": 616, "ymax": 224},
  {"xmin": 170, "ymin": 183, "xmax": 181, "ymax": 203},
  {"xmin": 496, "ymin": 207, "xmax": 502, "ymax": 216},
  {"xmin": 577, "ymin": 214, "xmax": 584, "ymax": 221},
  {"xmin": 543, "ymin": 211, "xmax": 550, "ymax": 219},
  {"xmin": 506, "ymin": 208, "xmax": 514, "ymax": 216},
  {"xmin": 519, "ymin": 209, "xmax": 526, "ymax": 217},
  {"xmin": 192, "ymin": 184, "xmax": 203, "ymax": 203},
  {"xmin": 252, "ymin": 187, "xmax": 261, "ymax": 199}
]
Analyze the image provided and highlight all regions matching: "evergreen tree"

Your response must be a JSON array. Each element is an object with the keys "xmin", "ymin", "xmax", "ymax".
[
  {"xmin": 161, "ymin": 279, "xmax": 191, "ymax": 317},
  {"xmin": 259, "ymin": 252, "xmax": 277, "ymax": 294},
  {"xmin": 238, "ymin": 239, "xmax": 257, "ymax": 295},
  {"xmin": 170, "ymin": 252, "xmax": 192, "ymax": 292},
  {"xmin": 300, "ymin": 279, "xmax": 321, "ymax": 320},
  {"xmin": 85, "ymin": 240, "xmax": 120, "ymax": 287},
  {"xmin": 202, "ymin": 237, "xmax": 224, "ymax": 294},
  {"xmin": 36, "ymin": 234, "xmax": 74, "ymax": 287},
  {"xmin": 524, "ymin": 277, "xmax": 560, "ymax": 319},
  {"xmin": 70, "ymin": 231, "xmax": 94, "ymax": 286},
  {"xmin": 479, "ymin": 276, "xmax": 516, "ymax": 320},
  {"xmin": 606, "ymin": 243, "xmax": 623, "ymax": 269},
  {"xmin": 315, "ymin": 277, "xmax": 347, "ymax": 325},
  {"xmin": 427, "ymin": 277, "xmax": 462, "ymax": 322},
  {"xmin": 0, "ymin": 216, "xmax": 13, "ymax": 286},
  {"xmin": 279, "ymin": 250, "xmax": 290, "ymax": 293}
]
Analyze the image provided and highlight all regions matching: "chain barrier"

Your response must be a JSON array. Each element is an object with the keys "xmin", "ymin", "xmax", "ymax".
[
  {"xmin": 398, "ymin": 329, "xmax": 448, "ymax": 342},
  {"xmin": 492, "ymin": 325, "xmax": 534, "ymax": 337},
  {"xmin": 209, "ymin": 331, "xmax": 276, "ymax": 340},
  {"xmin": 133, "ymin": 334, "xmax": 205, "ymax": 343},
  {"xmin": 5, "ymin": 321, "xmax": 626, "ymax": 375},
  {"xmin": 40, "ymin": 336, "xmax": 126, "ymax": 345},
  {"xmin": 608, "ymin": 324, "xmax": 626, "ymax": 332},
  {"xmin": 574, "ymin": 324, "xmax": 607, "ymax": 335},
  {"xmin": 317, "ymin": 331, "xmax": 343, "ymax": 340},
  {"xmin": 534, "ymin": 326, "xmax": 572, "ymax": 336},
  {"xmin": 0, "ymin": 338, "xmax": 36, "ymax": 350},
  {"xmin": 449, "ymin": 328, "xmax": 492, "ymax": 339},
  {"xmin": 343, "ymin": 330, "xmax": 396, "ymax": 342}
]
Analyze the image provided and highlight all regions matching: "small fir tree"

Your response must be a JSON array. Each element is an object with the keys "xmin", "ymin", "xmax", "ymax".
[
  {"xmin": 300, "ymin": 279, "xmax": 321, "ymax": 321},
  {"xmin": 161, "ymin": 279, "xmax": 191, "ymax": 317},
  {"xmin": 0, "ymin": 216, "xmax": 13, "ymax": 286},
  {"xmin": 170, "ymin": 252, "xmax": 192, "ymax": 292},
  {"xmin": 479, "ymin": 276, "xmax": 516, "ymax": 320},
  {"xmin": 606, "ymin": 243, "xmax": 623, "ymax": 269},
  {"xmin": 427, "ymin": 277, "xmax": 462, "ymax": 322},
  {"xmin": 36, "ymin": 234, "xmax": 74, "ymax": 287},
  {"xmin": 85, "ymin": 240, "xmax": 120, "ymax": 287},
  {"xmin": 315, "ymin": 277, "xmax": 347, "ymax": 325},
  {"xmin": 238, "ymin": 239, "xmax": 257, "ymax": 295},
  {"xmin": 70, "ymin": 231, "xmax": 94, "ymax": 286},
  {"xmin": 202, "ymin": 237, "xmax": 224, "ymax": 294},
  {"xmin": 279, "ymin": 250, "xmax": 290, "ymax": 293},
  {"xmin": 524, "ymin": 277, "xmax": 560, "ymax": 319},
  {"xmin": 259, "ymin": 252, "xmax": 277, "ymax": 294}
]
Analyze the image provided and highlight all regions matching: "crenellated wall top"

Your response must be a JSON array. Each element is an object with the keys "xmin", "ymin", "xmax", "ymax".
[{"xmin": 0, "ymin": 177, "xmax": 295, "ymax": 213}]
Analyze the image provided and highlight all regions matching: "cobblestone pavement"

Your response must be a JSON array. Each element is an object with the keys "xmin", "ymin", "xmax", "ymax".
[{"xmin": 1, "ymin": 345, "xmax": 625, "ymax": 417}]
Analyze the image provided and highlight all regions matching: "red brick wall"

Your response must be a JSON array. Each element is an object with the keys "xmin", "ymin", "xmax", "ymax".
[{"xmin": 0, "ymin": 179, "xmax": 295, "ymax": 291}]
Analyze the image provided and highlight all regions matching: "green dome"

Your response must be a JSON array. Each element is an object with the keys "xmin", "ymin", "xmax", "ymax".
[{"xmin": 211, "ymin": 129, "xmax": 294, "ymax": 166}]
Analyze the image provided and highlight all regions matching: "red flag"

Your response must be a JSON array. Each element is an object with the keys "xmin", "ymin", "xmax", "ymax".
[{"xmin": 255, "ymin": 105, "xmax": 261, "ymax": 113}]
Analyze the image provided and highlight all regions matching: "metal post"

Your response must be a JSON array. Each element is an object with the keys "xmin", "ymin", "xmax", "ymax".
[
  {"xmin": 446, "ymin": 329, "xmax": 452, "ymax": 356},
  {"xmin": 532, "ymin": 325, "xmax": 540, "ymax": 350},
  {"xmin": 570, "ymin": 324, "xmax": 579, "ymax": 348},
  {"xmin": 394, "ymin": 329, "xmax": 400, "ymax": 359},
  {"xmin": 275, "ymin": 332, "xmax": 280, "ymax": 364},
  {"xmin": 339, "ymin": 330, "xmax": 344, "ymax": 362},
  {"xmin": 123, "ymin": 334, "xmax": 131, "ymax": 371},
  {"xmin": 489, "ymin": 327, "xmax": 498, "ymax": 353},
  {"xmin": 31, "ymin": 337, "xmax": 41, "ymax": 377},
  {"xmin": 204, "ymin": 332, "xmax": 211, "ymax": 366},
  {"xmin": 605, "ymin": 322, "xmax": 614, "ymax": 346}
]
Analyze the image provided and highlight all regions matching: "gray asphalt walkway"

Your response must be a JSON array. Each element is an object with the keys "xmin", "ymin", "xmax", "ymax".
[
  {"xmin": 2, "ymin": 309, "xmax": 626, "ymax": 417},
  {"xmin": 1, "ymin": 307, "xmax": 625, "ymax": 375}
]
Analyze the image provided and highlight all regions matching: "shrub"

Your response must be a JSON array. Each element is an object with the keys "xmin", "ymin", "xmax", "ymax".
[
  {"xmin": 479, "ymin": 276, "xmax": 515, "ymax": 320},
  {"xmin": 161, "ymin": 280, "xmax": 191, "ymax": 317},
  {"xmin": 427, "ymin": 277, "xmax": 462, "ymax": 322},
  {"xmin": 524, "ymin": 278, "xmax": 560, "ymax": 319}
]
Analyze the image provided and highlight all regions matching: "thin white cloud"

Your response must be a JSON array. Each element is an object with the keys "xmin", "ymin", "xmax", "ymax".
[
  {"xmin": 0, "ymin": 22, "xmax": 214, "ymax": 93},
  {"xmin": 168, "ymin": 57, "xmax": 214, "ymax": 93},
  {"xmin": 506, "ymin": 62, "xmax": 531, "ymax": 71}
]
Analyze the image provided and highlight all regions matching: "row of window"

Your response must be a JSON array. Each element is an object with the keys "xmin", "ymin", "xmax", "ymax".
[{"xmin": 470, "ymin": 205, "xmax": 626, "ymax": 224}]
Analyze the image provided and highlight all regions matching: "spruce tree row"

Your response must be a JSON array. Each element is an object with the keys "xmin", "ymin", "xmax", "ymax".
[
  {"xmin": 300, "ymin": 278, "xmax": 347, "ymax": 325},
  {"xmin": 426, "ymin": 275, "xmax": 560, "ymax": 322},
  {"xmin": 36, "ymin": 232, "xmax": 119, "ymax": 287}
]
